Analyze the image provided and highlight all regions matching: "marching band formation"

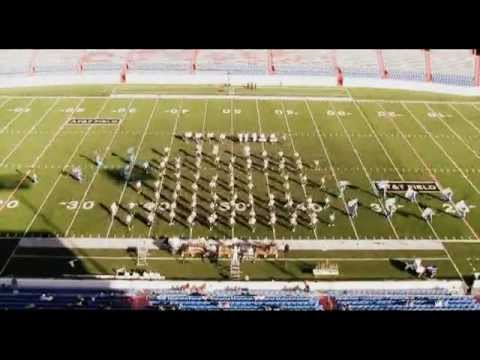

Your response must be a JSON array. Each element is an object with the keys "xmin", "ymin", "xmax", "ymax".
[{"xmin": 56, "ymin": 131, "xmax": 473, "ymax": 235}]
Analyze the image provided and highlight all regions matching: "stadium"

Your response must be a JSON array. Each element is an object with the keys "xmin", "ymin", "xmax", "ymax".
[{"xmin": 0, "ymin": 49, "xmax": 480, "ymax": 311}]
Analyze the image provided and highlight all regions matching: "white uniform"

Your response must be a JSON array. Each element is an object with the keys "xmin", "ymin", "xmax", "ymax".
[
  {"xmin": 405, "ymin": 186, "xmax": 417, "ymax": 202},
  {"xmin": 347, "ymin": 198, "xmax": 359, "ymax": 218},
  {"xmin": 421, "ymin": 207, "xmax": 434, "ymax": 223}
]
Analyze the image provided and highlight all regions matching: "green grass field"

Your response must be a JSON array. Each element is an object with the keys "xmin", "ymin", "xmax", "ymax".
[{"xmin": 0, "ymin": 84, "xmax": 479, "ymax": 282}]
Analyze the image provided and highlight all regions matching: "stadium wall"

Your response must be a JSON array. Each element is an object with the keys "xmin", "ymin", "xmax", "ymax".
[{"xmin": 0, "ymin": 70, "xmax": 479, "ymax": 96}]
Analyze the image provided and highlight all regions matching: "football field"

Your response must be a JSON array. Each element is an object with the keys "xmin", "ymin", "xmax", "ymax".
[{"xmin": 0, "ymin": 84, "xmax": 480, "ymax": 281}]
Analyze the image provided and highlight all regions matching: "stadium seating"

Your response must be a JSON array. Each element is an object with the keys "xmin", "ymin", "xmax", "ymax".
[
  {"xmin": 0, "ymin": 49, "xmax": 476, "ymax": 87},
  {"xmin": 1, "ymin": 285, "xmax": 480, "ymax": 311},
  {"xmin": 333, "ymin": 295, "xmax": 480, "ymax": 311}
]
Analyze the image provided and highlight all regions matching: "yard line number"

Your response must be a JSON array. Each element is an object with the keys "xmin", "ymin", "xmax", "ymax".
[
  {"xmin": 113, "ymin": 108, "xmax": 136, "ymax": 113},
  {"xmin": 326, "ymin": 110, "xmax": 351, "ymax": 117},
  {"xmin": 59, "ymin": 200, "xmax": 95, "ymax": 210},
  {"xmin": 0, "ymin": 200, "xmax": 19, "ymax": 209},
  {"xmin": 275, "ymin": 109, "xmax": 298, "ymax": 116},
  {"xmin": 9, "ymin": 108, "xmax": 30, "ymax": 113},
  {"xmin": 427, "ymin": 112, "xmax": 451, "ymax": 119}
]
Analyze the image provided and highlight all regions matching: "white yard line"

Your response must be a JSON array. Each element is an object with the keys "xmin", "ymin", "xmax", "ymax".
[
  {"xmin": 401, "ymin": 102, "xmax": 480, "ymax": 195},
  {"xmin": 9, "ymin": 254, "xmax": 450, "ymax": 262},
  {"xmin": 201, "ymin": 99, "xmax": 208, "ymax": 133},
  {"xmin": 448, "ymin": 103, "xmax": 480, "ymax": 137},
  {"xmin": 0, "ymin": 97, "xmax": 12, "ymax": 112},
  {"xmin": 0, "ymin": 98, "xmax": 36, "ymax": 134},
  {"xmin": 255, "ymin": 99, "xmax": 276, "ymax": 240},
  {"xmin": 110, "ymin": 103, "xmax": 162, "ymax": 233},
  {"xmin": 328, "ymin": 101, "xmax": 400, "ymax": 239},
  {"xmin": 230, "ymin": 98, "xmax": 236, "ymax": 240},
  {"xmin": 64, "ymin": 99, "xmax": 135, "ymax": 237},
  {"xmin": 376, "ymin": 101, "xmax": 479, "ymax": 241},
  {"xmin": 423, "ymin": 103, "xmax": 480, "ymax": 160},
  {"xmin": 279, "ymin": 101, "xmax": 318, "ymax": 241},
  {"xmin": 304, "ymin": 100, "xmax": 360, "ymax": 240},
  {"xmin": 146, "ymin": 100, "xmax": 183, "ymax": 239},
  {"xmin": 105, "ymin": 99, "xmax": 160, "ymax": 237},
  {"xmin": 2, "ymin": 94, "xmax": 480, "ymax": 105},
  {"xmin": 346, "ymin": 93, "xmax": 441, "ymax": 240},
  {"xmin": 21, "ymin": 99, "xmax": 112, "ymax": 236},
  {"xmin": 0, "ymin": 98, "xmax": 60, "ymax": 167},
  {"xmin": 346, "ymin": 93, "xmax": 466, "ymax": 284},
  {"xmin": 0, "ymin": 99, "xmax": 112, "ymax": 276}
]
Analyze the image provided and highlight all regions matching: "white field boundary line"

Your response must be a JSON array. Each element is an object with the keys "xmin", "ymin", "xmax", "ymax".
[
  {"xmin": 448, "ymin": 103, "xmax": 480, "ymax": 138},
  {"xmin": 6, "ymin": 235, "xmax": 478, "ymax": 243},
  {"xmin": 0, "ymin": 98, "xmax": 36, "ymax": 134},
  {"xmin": 0, "ymin": 99, "xmax": 112, "ymax": 277},
  {"xmin": 346, "ymin": 92, "xmax": 441, "ymax": 240},
  {"xmin": 0, "ymin": 98, "xmax": 60, "ymax": 167},
  {"xmin": 105, "ymin": 99, "xmax": 160, "ymax": 237},
  {"xmin": 1, "ymin": 94, "xmax": 480, "ymax": 105},
  {"xmin": 146, "ymin": 100, "xmax": 184, "ymax": 239},
  {"xmin": 64, "ymin": 99, "xmax": 135, "ymax": 237},
  {"xmin": 401, "ymin": 102, "xmax": 480, "ymax": 196},
  {"xmin": 9, "ymin": 254, "xmax": 450, "ymax": 262},
  {"xmin": 279, "ymin": 101, "xmax": 319, "ymax": 241},
  {"xmin": 346, "ymin": 93, "xmax": 467, "ymax": 285},
  {"xmin": 255, "ymin": 99, "xmax": 277, "ymax": 240},
  {"xmin": 329, "ymin": 100, "xmax": 400, "ymax": 239},
  {"xmin": 304, "ymin": 100, "xmax": 360, "ymax": 240},
  {"xmin": 375, "ymin": 102, "xmax": 479, "ymax": 241},
  {"xmin": 423, "ymin": 102, "xmax": 480, "ymax": 160}
]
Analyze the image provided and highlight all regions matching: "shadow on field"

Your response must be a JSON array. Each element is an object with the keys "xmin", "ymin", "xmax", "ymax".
[
  {"xmin": 0, "ymin": 173, "xmax": 32, "ymax": 190},
  {"xmin": 389, "ymin": 258, "xmax": 407, "ymax": 272},
  {"xmin": 103, "ymin": 167, "xmax": 155, "ymax": 186},
  {"xmin": 0, "ymin": 232, "xmax": 106, "ymax": 279}
]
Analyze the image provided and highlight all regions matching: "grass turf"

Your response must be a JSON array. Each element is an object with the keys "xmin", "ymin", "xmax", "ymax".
[{"xmin": 0, "ymin": 84, "xmax": 479, "ymax": 280}]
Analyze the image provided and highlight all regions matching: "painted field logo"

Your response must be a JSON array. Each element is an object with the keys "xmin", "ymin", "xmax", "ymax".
[
  {"xmin": 69, "ymin": 118, "xmax": 120, "ymax": 125},
  {"xmin": 374, "ymin": 181, "xmax": 440, "ymax": 193}
]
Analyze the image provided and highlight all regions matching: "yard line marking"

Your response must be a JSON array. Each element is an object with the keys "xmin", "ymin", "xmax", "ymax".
[
  {"xmin": 448, "ymin": 103, "xmax": 480, "ymax": 138},
  {"xmin": 106, "ymin": 99, "xmax": 160, "ymax": 238},
  {"xmin": 423, "ymin": 103, "xmax": 480, "ymax": 160},
  {"xmin": 304, "ymin": 100, "xmax": 360, "ymax": 240},
  {"xmin": 146, "ymin": 99, "xmax": 185, "ymax": 239},
  {"xmin": 328, "ymin": 101, "xmax": 400, "ymax": 239},
  {"xmin": 381, "ymin": 102, "xmax": 480, "ymax": 241},
  {"xmin": 0, "ymin": 98, "xmax": 36, "ymax": 134},
  {"xmin": 0, "ymin": 98, "xmax": 59, "ymax": 167},
  {"xmin": 255, "ymin": 99, "xmax": 276, "ymax": 240},
  {"xmin": 0, "ymin": 97, "xmax": 12, "ymax": 112},
  {"xmin": 230, "ymin": 97, "xmax": 236, "ymax": 240},
  {"xmin": 64, "ymin": 99, "xmax": 135, "ymax": 237},
  {"xmin": 9, "ymin": 254, "xmax": 450, "ymax": 262},
  {"xmin": 2, "ymin": 94, "xmax": 480, "ymax": 105},
  {"xmin": 0, "ymin": 99, "xmax": 85, "ymax": 214},
  {"xmin": 0, "ymin": 99, "xmax": 112, "ymax": 276},
  {"xmin": 279, "ymin": 101, "xmax": 318, "ymax": 241},
  {"xmin": 401, "ymin": 102, "xmax": 480, "ymax": 195},
  {"xmin": 201, "ymin": 99, "xmax": 208, "ymax": 133},
  {"xmin": 349, "ymin": 97, "xmax": 468, "ymax": 284},
  {"xmin": 20, "ymin": 98, "xmax": 112, "ymax": 234},
  {"xmin": 346, "ymin": 92, "xmax": 441, "ymax": 241}
]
